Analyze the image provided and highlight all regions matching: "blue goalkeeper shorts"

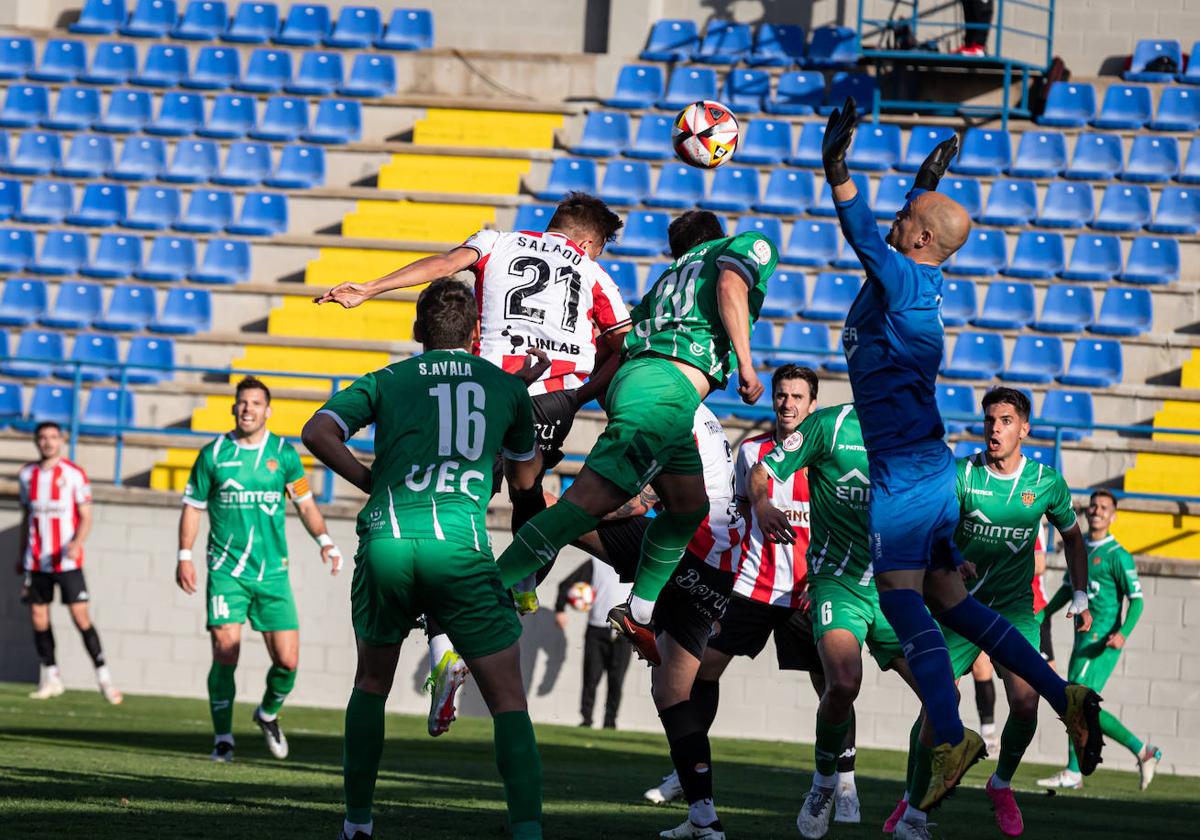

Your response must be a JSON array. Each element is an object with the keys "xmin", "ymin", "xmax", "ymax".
[{"xmin": 867, "ymin": 439, "xmax": 964, "ymax": 575}]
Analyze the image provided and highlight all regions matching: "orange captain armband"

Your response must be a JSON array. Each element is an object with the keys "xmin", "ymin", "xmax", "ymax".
[{"xmin": 287, "ymin": 476, "xmax": 311, "ymax": 500}]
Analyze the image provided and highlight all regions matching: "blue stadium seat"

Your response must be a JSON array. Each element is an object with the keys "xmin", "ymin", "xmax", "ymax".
[
  {"xmin": 1093, "ymin": 84, "xmax": 1152, "ymax": 129},
  {"xmin": 0, "ymin": 229, "xmax": 35, "ymax": 271},
  {"xmin": 250, "ymin": 94, "xmax": 306, "ymax": 140},
  {"xmin": 43, "ymin": 86, "xmax": 102, "ymax": 131},
  {"xmin": 1149, "ymin": 185, "xmax": 1200, "ymax": 233},
  {"xmin": 67, "ymin": 182, "xmax": 127, "ymax": 227},
  {"xmin": 597, "ymin": 160, "xmax": 649, "ymax": 207},
  {"xmin": 1035, "ymin": 181, "xmax": 1093, "ymax": 228},
  {"xmin": 1038, "ymin": 82, "xmax": 1096, "ymax": 127},
  {"xmin": 1059, "ymin": 339, "xmax": 1122, "ymax": 387},
  {"xmin": 736, "ymin": 118, "xmax": 791, "ymax": 165},
  {"xmin": 1061, "ymin": 234, "xmax": 1120, "ymax": 282},
  {"xmin": 734, "ymin": 216, "xmax": 782, "ymax": 245},
  {"xmin": 693, "ymin": 20, "xmax": 752, "ymax": 64},
  {"xmin": 0, "ymin": 278, "xmax": 47, "ymax": 325},
  {"xmin": 1181, "ymin": 41, "xmax": 1200, "ymax": 85},
  {"xmin": 938, "ymin": 176, "xmax": 982, "ymax": 220},
  {"xmin": 1179, "ymin": 138, "xmax": 1200, "ymax": 183},
  {"xmin": 1009, "ymin": 129, "xmax": 1066, "ymax": 178},
  {"xmin": 151, "ymin": 286, "xmax": 211, "ymax": 332},
  {"xmin": 599, "ymin": 259, "xmax": 638, "ymax": 305},
  {"xmin": 302, "ymin": 98, "xmax": 360, "ymax": 143},
  {"xmin": 979, "ymin": 178, "xmax": 1037, "ymax": 226},
  {"xmin": 699, "ymin": 165, "xmax": 758, "ymax": 212},
  {"xmin": 804, "ymin": 272, "xmax": 860, "ymax": 320},
  {"xmin": 768, "ymin": 322, "xmax": 830, "ymax": 368},
  {"xmin": 185, "ymin": 45, "xmax": 240, "ymax": 89},
  {"xmin": 625, "ymin": 113, "xmax": 672, "ymax": 159},
  {"xmin": 748, "ymin": 319, "xmax": 774, "ymax": 367},
  {"xmin": 59, "ymin": 333, "xmax": 119, "ymax": 381},
  {"xmin": 72, "ymin": 0, "xmax": 126, "ymax": 34},
  {"xmin": 191, "ymin": 237, "xmax": 249, "ymax": 283},
  {"xmin": 0, "ymin": 179, "xmax": 17, "ymax": 220},
  {"xmin": 873, "ymin": 174, "xmax": 913, "ymax": 220},
  {"xmin": 265, "ymin": 143, "xmax": 323, "ymax": 188},
  {"xmin": 806, "ymin": 25, "xmax": 857, "ymax": 68},
  {"xmin": 124, "ymin": 336, "xmax": 173, "ymax": 384},
  {"xmin": 786, "ymin": 121, "xmax": 826, "ymax": 167},
  {"xmin": 146, "ymin": 91, "xmax": 205, "ymax": 136},
  {"xmin": 1126, "ymin": 39, "xmax": 1182, "ymax": 82},
  {"xmin": 121, "ymin": 0, "xmax": 177, "ymax": 37},
  {"xmin": 123, "ymin": 185, "xmax": 180, "ymax": 229},
  {"xmin": 274, "ymin": 3, "xmax": 331, "ymax": 46},
  {"xmin": 136, "ymin": 234, "xmax": 196, "ymax": 280},
  {"xmin": 171, "ymin": 0, "xmax": 227, "ymax": 40},
  {"xmin": 847, "ymin": 122, "xmax": 900, "ymax": 171},
  {"xmin": 952, "ymin": 127, "xmax": 1011, "ymax": 176},
  {"xmin": 1091, "ymin": 287, "xmax": 1152, "ymax": 336},
  {"xmin": 1121, "ymin": 135, "xmax": 1178, "ymax": 182},
  {"xmin": 512, "ymin": 203, "xmax": 552, "ymax": 233},
  {"xmin": 82, "ymin": 232, "xmax": 142, "ymax": 278},
  {"xmin": 0, "ymin": 37, "xmax": 34, "ymax": 79},
  {"xmin": 936, "ymin": 383, "xmax": 975, "ymax": 432},
  {"xmin": 1119, "ymin": 235, "xmax": 1179, "ymax": 284},
  {"xmin": 78, "ymin": 386, "xmax": 134, "ymax": 433},
  {"xmin": 640, "ymin": 19, "xmax": 698, "ymax": 62},
  {"xmin": 227, "ymin": 191, "xmax": 286, "ymax": 234},
  {"xmin": 20, "ymin": 384, "xmax": 74, "ymax": 427},
  {"xmin": 1150, "ymin": 86, "xmax": 1200, "ymax": 131},
  {"xmin": 1093, "ymin": 183, "xmax": 1152, "ymax": 231},
  {"xmin": 96, "ymin": 88, "xmax": 152, "ymax": 132},
  {"xmin": 17, "ymin": 181, "xmax": 74, "ymax": 224},
  {"xmin": 133, "ymin": 44, "xmax": 188, "ymax": 87},
  {"xmin": 759, "ymin": 270, "xmax": 806, "ymax": 318},
  {"xmin": 223, "ymin": 1, "xmax": 279, "ymax": 43},
  {"xmin": 325, "ymin": 6, "xmax": 382, "ymax": 48},
  {"xmin": 898, "ymin": 125, "xmax": 957, "ymax": 172},
  {"xmin": 1033, "ymin": 284, "xmax": 1093, "ymax": 333},
  {"xmin": 109, "ymin": 136, "xmax": 165, "ymax": 180},
  {"xmin": 608, "ymin": 211, "xmax": 669, "ymax": 257},
  {"xmin": 1002, "ymin": 231, "xmax": 1063, "ymax": 279},
  {"xmin": 810, "ymin": 173, "xmax": 869, "ymax": 217},
  {"xmin": 4, "ymin": 331, "xmax": 65, "ymax": 378},
  {"xmin": 6, "ymin": 130, "xmax": 62, "ymax": 175},
  {"xmin": 162, "ymin": 139, "xmax": 219, "ymax": 183},
  {"xmin": 659, "ymin": 67, "xmax": 718, "ymax": 110},
  {"xmin": 339, "ymin": 53, "xmax": 395, "ymax": 97},
  {"xmin": 236, "ymin": 47, "xmax": 292, "ymax": 93},
  {"xmin": 645, "ymin": 163, "xmax": 704, "ymax": 209},
  {"xmin": 1033, "ymin": 390, "xmax": 1093, "ymax": 441},
  {"xmin": 286, "ymin": 50, "xmax": 342, "ymax": 95},
  {"xmin": 940, "ymin": 278, "xmax": 977, "ymax": 326},
  {"xmin": 1001, "ymin": 335, "xmax": 1064, "ymax": 384},
  {"xmin": 573, "ymin": 111, "xmax": 631, "ymax": 157},
  {"xmin": 764, "ymin": 70, "xmax": 823, "ymax": 115},
  {"xmin": 375, "ymin": 8, "xmax": 433, "ymax": 51},
  {"xmin": 824, "ymin": 72, "xmax": 876, "ymax": 114},
  {"xmin": 971, "ymin": 280, "xmax": 1034, "ymax": 328},
  {"xmin": 199, "ymin": 93, "xmax": 256, "ymax": 138},
  {"xmin": 755, "ymin": 169, "xmax": 814, "ymax": 215},
  {"xmin": 80, "ymin": 41, "xmax": 137, "ymax": 85},
  {"xmin": 943, "ymin": 331, "xmax": 1003, "ymax": 380},
  {"xmin": 952, "ymin": 440, "xmax": 984, "ymax": 460},
  {"xmin": 946, "ymin": 228, "xmax": 1006, "ymax": 276},
  {"xmin": 534, "ymin": 158, "xmax": 597, "ymax": 202},
  {"xmin": 1064, "ymin": 131, "xmax": 1122, "ymax": 180},
  {"xmin": 28, "ymin": 39, "xmax": 87, "ymax": 83},
  {"xmin": 780, "ymin": 219, "xmax": 837, "ymax": 266},
  {"xmin": 749, "ymin": 23, "xmax": 806, "ymax": 67},
  {"xmin": 41, "ymin": 281, "xmax": 101, "ymax": 329},
  {"xmin": 0, "ymin": 85, "xmax": 50, "ymax": 128},
  {"xmin": 31, "ymin": 231, "xmax": 88, "ymax": 275},
  {"xmin": 721, "ymin": 69, "xmax": 770, "ymax": 113},
  {"xmin": 174, "ymin": 188, "xmax": 233, "ymax": 232}
]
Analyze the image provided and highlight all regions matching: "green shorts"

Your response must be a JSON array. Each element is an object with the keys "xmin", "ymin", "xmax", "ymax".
[
  {"xmin": 942, "ymin": 600, "xmax": 1040, "ymax": 679},
  {"xmin": 351, "ymin": 537, "xmax": 521, "ymax": 660},
  {"xmin": 584, "ymin": 357, "xmax": 703, "ymax": 496},
  {"xmin": 809, "ymin": 575, "xmax": 903, "ymax": 670},
  {"xmin": 206, "ymin": 571, "xmax": 298, "ymax": 632},
  {"xmin": 1067, "ymin": 644, "xmax": 1121, "ymax": 692}
]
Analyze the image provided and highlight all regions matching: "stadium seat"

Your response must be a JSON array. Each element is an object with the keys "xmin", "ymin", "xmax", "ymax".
[
  {"xmin": 146, "ymin": 91, "xmax": 205, "ymax": 137},
  {"xmin": 82, "ymin": 232, "xmax": 142, "ymax": 278},
  {"xmin": 1181, "ymin": 41, "xmax": 1200, "ymax": 85},
  {"xmin": 952, "ymin": 127, "xmax": 1012, "ymax": 176},
  {"xmin": 124, "ymin": 186, "xmax": 181, "ymax": 230},
  {"xmin": 172, "ymin": 0, "xmax": 228, "ymax": 40},
  {"xmin": 952, "ymin": 441, "xmax": 985, "ymax": 461},
  {"xmin": 264, "ymin": 143, "xmax": 322, "ymax": 188},
  {"xmin": 759, "ymin": 270, "xmax": 807, "ymax": 317},
  {"xmin": 898, "ymin": 125, "xmax": 957, "ymax": 172},
  {"xmin": 645, "ymin": 164, "xmax": 704, "ymax": 209},
  {"xmin": 806, "ymin": 25, "xmax": 857, "ymax": 68},
  {"xmin": 572, "ymin": 112, "xmax": 631, "ymax": 157},
  {"xmin": 375, "ymin": 8, "xmax": 434, "ymax": 51},
  {"xmin": 1121, "ymin": 135, "xmax": 1179, "ymax": 183},
  {"xmin": 41, "ymin": 281, "xmax": 102, "ymax": 329},
  {"xmin": 979, "ymin": 178, "xmax": 1037, "ymax": 226},
  {"xmin": 734, "ymin": 216, "xmax": 782, "ymax": 245},
  {"xmin": 174, "ymin": 188, "xmax": 233, "ymax": 232},
  {"xmin": 936, "ymin": 383, "xmax": 975, "ymax": 432},
  {"xmin": 29, "ymin": 39, "xmax": 87, "ymax": 83},
  {"xmin": 162, "ymin": 139, "xmax": 219, "ymax": 183},
  {"xmin": 250, "ymin": 94, "xmax": 306, "ymax": 140},
  {"xmin": 0, "ymin": 179, "xmax": 17, "ymax": 220},
  {"xmin": 640, "ymin": 19, "xmax": 698, "ymax": 62},
  {"xmin": 786, "ymin": 121, "xmax": 826, "ymax": 168},
  {"xmin": 339, "ymin": 53, "xmax": 395, "ymax": 98},
  {"xmin": 72, "ymin": 0, "xmax": 126, "ymax": 34},
  {"xmin": 600, "ymin": 259, "xmax": 638, "ymax": 305},
  {"xmin": 608, "ymin": 211, "xmax": 669, "ymax": 257},
  {"xmin": 31, "ymin": 231, "xmax": 88, "ymax": 275},
  {"xmin": 325, "ymin": 6, "xmax": 382, "ymax": 48},
  {"xmin": 1038, "ymin": 82, "xmax": 1096, "ymax": 127},
  {"xmin": 659, "ymin": 67, "xmax": 718, "ymax": 110},
  {"xmin": 17, "ymin": 181, "xmax": 74, "ymax": 224},
  {"xmin": 1059, "ymin": 339, "xmax": 1122, "ymax": 387},
  {"xmin": 722, "ymin": 69, "xmax": 770, "ymax": 113},
  {"xmin": 938, "ymin": 177, "xmax": 983, "ymax": 220},
  {"xmin": 1092, "ymin": 184, "xmax": 1151, "ymax": 231},
  {"xmin": 0, "ymin": 37, "xmax": 34, "ymax": 80},
  {"xmin": 274, "ymin": 3, "xmax": 331, "ymax": 46},
  {"xmin": 946, "ymin": 228, "xmax": 1006, "ymax": 276},
  {"xmin": 1119, "ymin": 235, "xmax": 1179, "ymax": 284},
  {"xmin": 0, "ymin": 85, "xmax": 50, "ymax": 128},
  {"xmin": 1126, "ymin": 39, "xmax": 1183, "ymax": 82},
  {"xmin": 1149, "ymin": 185, "xmax": 1200, "ymax": 233},
  {"xmin": 67, "ymin": 183, "xmax": 127, "ymax": 227},
  {"xmin": 1001, "ymin": 335, "xmax": 1064, "ymax": 384},
  {"xmin": 226, "ymin": 191, "xmax": 286, "ymax": 235},
  {"xmin": 1035, "ymin": 182, "xmax": 1093, "ymax": 228},
  {"xmin": 824, "ymin": 72, "xmax": 876, "ymax": 114},
  {"xmin": 1009, "ymin": 130, "xmax": 1066, "ymax": 178},
  {"xmin": 1093, "ymin": 84, "xmax": 1152, "ymax": 129},
  {"xmin": 185, "ymin": 45, "xmax": 240, "ymax": 89},
  {"xmin": 1002, "ymin": 231, "xmax": 1063, "ymax": 279},
  {"xmin": 624, "ymin": 114, "xmax": 672, "ymax": 159},
  {"xmin": 1179, "ymin": 138, "xmax": 1200, "ymax": 184},
  {"xmin": 4, "ymin": 331, "xmax": 65, "ymax": 378},
  {"xmin": 0, "ymin": 278, "xmax": 47, "ymax": 325},
  {"xmin": 847, "ymin": 123, "xmax": 900, "ymax": 171},
  {"xmin": 20, "ymin": 383, "xmax": 74, "ymax": 427},
  {"xmin": 1064, "ymin": 132, "xmax": 1122, "ymax": 180},
  {"xmin": 235, "ymin": 47, "xmax": 291, "ymax": 92},
  {"xmin": 152, "ymin": 286, "xmax": 211, "ymax": 332},
  {"xmin": 133, "ymin": 44, "xmax": 188, "ymax": 87},
  {"xmin": 44, "ymin": 86, "xmax": 102, "ymax": 131},
  {"xmin": 693, "ymin": 20, "xmax": 752, "ymax": 64},
  {"xmin": 77, "ymin": 386, "xmax": 133, "ymax": 432},
  {"xmin": 79, "ymin": 41, "xmax": 137, "ymax": 85},
  {"xmin": 780, "ymin": 220, "xmax": 837, "ymax": 266},
  {"xmin": 804, "ymin": 272, "xmax": 860, "ymax": 320},
  {"xmin": 940, "ymin": 278, "xmax": 977, "ymax": 326},
  {"xmin": 121, "ymin": 0, "xmax": 177, "ymax": 37},
  {"xmin": 1150, "ymin": 86, "xmax": 1200, "ymax": 131},
  {"xmin": 302, "ymin": 99, "xmax": 360, "ymax": 143},
  {"xmin": 699, "ymin": 166, "xmax": 758, "ymax": 212},
  {"xmin": 1061, "ymin": 234, "xmax": 1121, "ymax": 282},
  {"xmin": 60, "ymin": 333, "xmax": 118, "ymax": 382},
  {"xmin": 534, "ymin": 158, "xmax": 597, "ymax": 202},
  {"xmin": 942, "ymin": 331, "xmax": 1003, "ymax": 380},
  {"xmin": 749, "ymin": 23, "xmax": 806, "ymax": 67},
  {"xmin": 764, "ymin": 70, "xmax": 823, "ymax": 116},
  {"xmin": 6, "ymin": 131, "xmax": 62, "ymax": 175},
  {"xmin": 754, "ymin": 169, "xmax": 814, "ymax": 215},
  {"xmin": 732, "ymin": 119, "xmax": 789, "ymax": 165},
  {"xmin": 286, "ymin": 50, "xmax": 343, "ymax": 95},
  {"xmin": 872, "ymin": 174, "xmax": 912, "ymax": 220},
  {"xmin": 747, "ymin": 318, "xmax": 775, "ymax": 367},
  {"xmin": 0, "ymin": 228, "xmax": 36, "ymax": 271},
  {"xmin": 191, "ymin": 237, "xmax": 249, "ymax": 283},
  {"xmin": 512, "ymin": 204, "xmax": 552, "ymax": 232},
  {"xmin": 96, "ymin": 283, "xmax": 154, "ymax": 331},
  {"xmin": 96, "ymin": 88, "xmax": 152, "ymax": 133},
  {"xmin": 971, "ymin": 280, "xmax": 1034, "ymax": 328},
  {"xmin": 109, "ymin": 136, "xmax": 165, "ymax": 180},
  {"xmin": 1091, "ymin": 287, "xmax": 1152, "ymax": 336},
  {"xmin": 1033, "ymin": 284, "xmax": 1094, "ymax": 332},
  {"xmin": 597, "ymin": 160, "xmax": 649, "ymax": 207},
  {"xmin": 136, "ymin": 234, "xmax": 196, "ymax": 280},
  {"xmin": 1032, "ymin": 390, "xmax": 1092, "ymax": 441},
  {"xmin": 223, "ymin": 1, "xmax": 279, "ymax": 43},
  {"xmin": 768, "ymin": 322, "xmax": 830, "ymax": 368},
  {"xmin": 124, "ymin": 336, "xmax": 173, "ymax": 383},
  {"xmin": 810, "ymin": 173, "xmax": 869, "ymax": 217},
  {"xmin": 199, "ymin": 93, "xmax": 256, "ymax": 138}
]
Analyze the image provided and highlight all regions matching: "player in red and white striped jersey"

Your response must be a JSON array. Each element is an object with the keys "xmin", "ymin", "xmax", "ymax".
[{"xmin": 16, "ymin": 422, "xmax": 120, "ymax": 704}]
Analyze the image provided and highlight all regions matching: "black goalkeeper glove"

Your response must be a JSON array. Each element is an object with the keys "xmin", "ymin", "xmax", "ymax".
[
  {"xmin": 821, "ymin": 96, "xmax": 858, "ymax": 187},
  {"xmin": 913, "ymin": 136, "xmax": 959, "ymax": 192}
]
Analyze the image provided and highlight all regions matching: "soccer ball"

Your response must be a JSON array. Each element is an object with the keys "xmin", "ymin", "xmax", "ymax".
[
  {"xmin": 672, "ymin": 100, "xmax": 740, "ymax": 169},
  {"xmin": 567, "ymin": 581, "xmax": 595, "ymax": 611}
]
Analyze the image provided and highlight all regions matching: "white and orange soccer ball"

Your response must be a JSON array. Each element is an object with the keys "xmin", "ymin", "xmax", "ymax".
[
  {"xmin": 672, "ymin": 100, "xmax": 740, "ymax": 169},
  {"xmin": 567, "ymin": 581, "xmax": 595, "ymax": 611}
]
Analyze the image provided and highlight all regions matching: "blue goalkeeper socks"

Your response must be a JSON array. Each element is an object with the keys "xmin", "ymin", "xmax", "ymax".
[
  {"xmin": 937, "ymin": 595, "xmax": 1068, "ymax": 716},
  {"xmin": 878, "ymin": 588, "xmax": 964, "ymax": 746}
]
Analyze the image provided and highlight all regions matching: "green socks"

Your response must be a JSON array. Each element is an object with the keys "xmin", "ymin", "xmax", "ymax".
[
  {"xmin": 910, "ymin": 730, "xmax": 933, "ymax": 805},
  {"xmin": 632, "ymin": 506, "xmax": 708, "ymax": 602},
  {"xmin": 498, "ymin": 499, "xmax": 599, "ymax": 589},
  {"xmin": 343, "ymin": 688, "xmax": 387, "ymax": 825},
  {"xmin": 1066, "ymin": 743, "xmax": 1081, "ymax": 774},
  {"xmin": 494, "ymin": 710, "xmax": 543, "ymax": 838},
  {"xmin": 905, "ymin": 717, "xmax": 921, "ymax": 795},
  {"xmin": 261, "ymin": 665, "xmax": 296, "ymax": 716},
  {"xmin": 814, "ymin": 711, "xmax": 853, "ymax": 777},
  {"xmin": 995, "ymin": 715, "xmax": 1038, "ymax": 782},
  {"xmin": 207, "ymin": 662, "xmax": 237, "ymax": 736},
  {"xmin": 1100, "ymin": 708, "xmax": 1144, "ymax": 757}
]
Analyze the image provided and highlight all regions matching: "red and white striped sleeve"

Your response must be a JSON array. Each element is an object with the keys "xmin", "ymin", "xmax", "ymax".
[{"xmin": 588, "ymin": 264, "xmax": 631, "ymax": 335}]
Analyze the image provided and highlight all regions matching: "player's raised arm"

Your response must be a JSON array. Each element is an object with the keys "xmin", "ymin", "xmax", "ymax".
[
  {"xmin": 312, "ymin": 246, "xmax": 479, "ymax": 308},
  {"xmin": 716, "ymin": 268, "xmax": 762, "ymax": 404}
]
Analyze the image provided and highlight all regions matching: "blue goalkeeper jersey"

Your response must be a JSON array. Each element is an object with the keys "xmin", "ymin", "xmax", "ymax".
[{"xmin": 836, "ymin": 187, "xmax": 946, "ymax": 454}]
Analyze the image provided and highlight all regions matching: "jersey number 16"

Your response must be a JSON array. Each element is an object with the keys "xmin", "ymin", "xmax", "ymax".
[{"xmin": 429, "ymin": 382, "xmax": 487, "ymax": 460}]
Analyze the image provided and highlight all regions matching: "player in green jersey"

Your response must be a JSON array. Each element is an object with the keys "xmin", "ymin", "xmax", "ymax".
[
  {"xmin": 496, "ymin": 210, "xmax": 779, "ymax": 664},
  {"xmin": 1038, "ymin": 488, "xmax": 1162, "ymax": 793},
  {"xmin": 302, "ymin": 278, "xmax": 547, "ymax": 840},
  {"xmin": 175, "ymin": 377, "xmax": 343, "ymax": 763},
  {"xmin": 886, "ymin": 388, "xmax": 1090, "ymax": 838}
]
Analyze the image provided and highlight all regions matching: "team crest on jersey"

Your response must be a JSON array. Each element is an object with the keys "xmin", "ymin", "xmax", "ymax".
[
  {"xmin": 782, "ymin": 431, "xmax": 803, "ymax": 452},
  {"xmin": 266, "ymin": 458, "xmax": 279, "ymax": 473},
  {"xmin": 1093, "ymin": 556, "xmax": 1101, "ymax": 565},
  {"xmin": 1021, "ymin": 489, "xmax": 1036, "ymax": 507}
]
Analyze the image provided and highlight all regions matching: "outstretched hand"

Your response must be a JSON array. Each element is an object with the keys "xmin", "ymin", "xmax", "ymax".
[
  {"xmin": 514, "ymin": 347, "xmax": 552, "ymax": 386},
  {"xmin": 914, "ymin": 135, "xmax": 959, "ymax": 191},
  {"xmin": 313, "ymin": 282, "xmax": 371, "ymax": 308},
  {"xmin": 821, "ymin": 96, "xmax": 858, "ymax": 186}
]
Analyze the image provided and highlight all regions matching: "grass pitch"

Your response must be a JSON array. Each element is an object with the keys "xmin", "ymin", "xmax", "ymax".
[{"xmin": 0, "ymin": 682, "xmax": 1193, "ymax": 839}]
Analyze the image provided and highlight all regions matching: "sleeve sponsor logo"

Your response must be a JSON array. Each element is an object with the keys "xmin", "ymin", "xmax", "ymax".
[
  {"xmin": 782, "ymin": 431, "xmax": 803, "ymax": 452},
  {"xmin": 751, "ymin": 239, "xmax": 772, "ymax": 266}
]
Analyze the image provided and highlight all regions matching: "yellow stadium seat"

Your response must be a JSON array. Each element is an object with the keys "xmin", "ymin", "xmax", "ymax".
[
  {"xmin": 231, "ymin": 345, "xmax": 389, "ymax": 390},
  {"xmin": 342, "ymin": 200, "xmax": 494, "ymax": 243},
  {"xmin": 379, "ymin": 154, "xmax": 530, "ymax": 194},
  {"xmin": 267, "ymin": 296, "xmax": 416, "ymax": 341},
  {"xmin": 305, "ymin": 248, "xmax": 435, "ymax": 287},
  {"xmin": 413, "ymin": 109, "xmax": 563, "ymax": 149},
  {"xmin": 1112, "ymin": 510, "xmax": 1200, "ymax": 559}
]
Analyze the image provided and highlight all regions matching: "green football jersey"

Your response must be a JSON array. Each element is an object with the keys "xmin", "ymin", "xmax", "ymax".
[
  {"xmin": 761, "ymin": 404, "xmax": 875, "ymax": 587},
  {"xmin": 183, "ymin": 431, "xmax": 309, "ymax": 581},
  {"xmin": 624, "ymin": 231, "xmax": 778, "ymax": 387},
  {"xmin": 955, "ymin": 453, "xmax": 1077, "ymax": 610},
  {"xmin": 1059, "ymin": 535, "xmax": 1142, "ymax": 649},
  {"xmin": 317, "ymin": 348, "xmax": 536, "ymax": 551}
]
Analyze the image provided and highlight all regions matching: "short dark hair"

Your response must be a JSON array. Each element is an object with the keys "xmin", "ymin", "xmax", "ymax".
[
  {"xmin": 1090, "ymin": 488, "xmax": 1118, "ymax": 508},
  {"xmin": 34, "ymin": 421, "xmax": 62, "ymax": 436},
  {"xmin": 982, "ymin": 386, "xmax": 1030, "ymax": 421},
  {"xmin": 668, "ymin": 210, "xmax": 725, "ymax": 259},
  {"xmin": 415, "ymin": 277, "xmax": 477, "ymax": 350},
  {"xmin": 547, "ymin": 191, "xmax": 623, "ymax": 245},
  {"xmin": 772, "ymin": 364, "xmax": 819, "ymax": 401},
  {"xmin": 235, "ymin": 376, "xmax": 271, "ymax": 404}
]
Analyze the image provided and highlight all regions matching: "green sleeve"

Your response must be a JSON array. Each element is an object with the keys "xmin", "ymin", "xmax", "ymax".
[
  {"xmin": 317, "ymin": 371, "xmax": 378, "ymax": 440},
  {"xmin": 1045, "ymin": 472, "xmax": 1078, "ymax": 533},
  {"xmin": 762, "ymin": 407, "xmax": 829, "ymax": 482},
  {"xmin": 182, "ymin": 445, "xmax": 213, "ymax": 508},
  {"xmin": 1115, "ymin": 548, "xmax": 1143, "ymax": 603},
  {"xmin": 1119, "ymin": 595, "xmax": 1144, "ymax": 637},
  {"xmin": 501, "ymin": 378, "xmax": 537, "ymax": 461},
  {"xmin": 718, "ymin": 232, "xmax": 778, "ymax": 293}
]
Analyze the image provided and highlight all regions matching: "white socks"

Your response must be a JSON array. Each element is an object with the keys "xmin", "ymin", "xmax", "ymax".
[
  {"xmin": 45, "ymin": 665, "xmax": 62, "ymax": 681},
  {"xmin": 837, "ymin": 770, "xmax": 855, "ymax": 788},
  {"xmin": 343, "ymin": 819, "xmax": 373, "ymax": 838},
  {"xmin": 689, "ymin": 798, "xmax": 718, "ymax": 827},
  {"xmin": 903, "ymin": 803, "xmax": 927, "ymax": 825},
  {"xmin": 813, "ymin": 770, "xmax": 837, "ymax": 789},
  {"xmin": 629, "ymin": 594, "xmax": 655, "ymax": 625},
  {"xmin": 256, "ymin": 705, "xmax": 277, "ymax": 723},
  {"xmin": 214, "ymin": 733, "xmax": 234, "ymax": 746},
  {"xmin": 96, "ymin": 665, "xmax": 112, "ymax": 684},
  {"xmin": 428, "ymin": 633, "xmax": 453, "ymax": 674},
  {"xmin": 990, "ymin": 772, "xmax": 1011, "ymax": 790}
]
